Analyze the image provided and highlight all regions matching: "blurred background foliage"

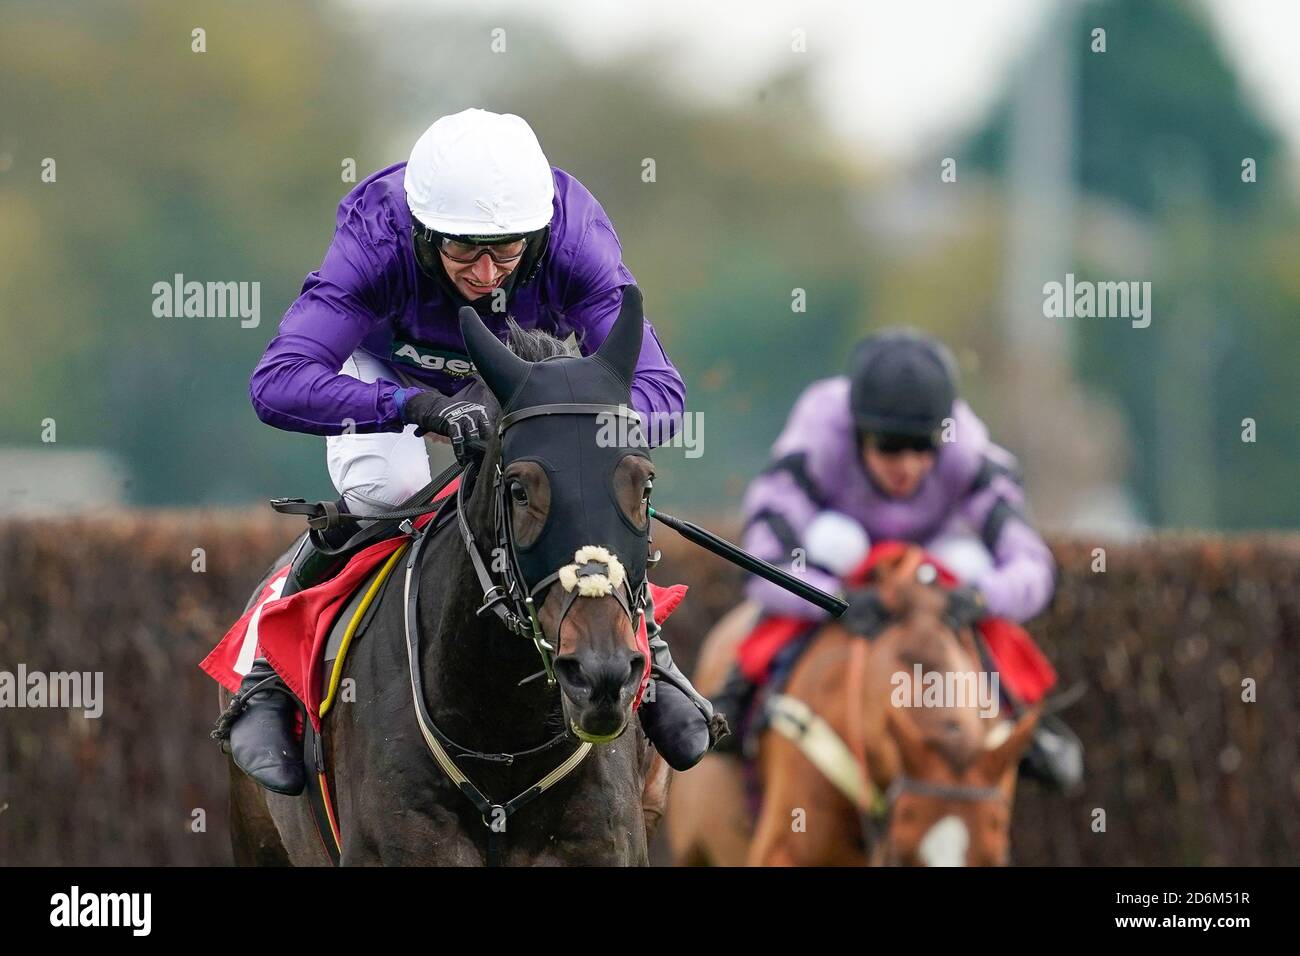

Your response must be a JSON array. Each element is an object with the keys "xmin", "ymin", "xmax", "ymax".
[{"xmin": 1, "ymin": 0, "xmax": 1297, "ymax": 531}]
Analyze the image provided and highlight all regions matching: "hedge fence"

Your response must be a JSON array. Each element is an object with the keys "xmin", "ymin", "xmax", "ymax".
[{"xmin": 1, "ymin": 512, "xmax": 1295, "ymax": 865}]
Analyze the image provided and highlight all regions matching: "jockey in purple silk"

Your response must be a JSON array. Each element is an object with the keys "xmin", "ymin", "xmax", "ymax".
[
  {"xmin": 227, "ymin": 110, "xmax": 715, "ymax": 795},
  {"xmin": 713, "ymin": 329, "xmax": 1082, "ymax": 790}
]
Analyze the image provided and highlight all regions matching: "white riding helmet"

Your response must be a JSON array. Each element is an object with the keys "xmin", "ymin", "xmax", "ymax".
[{"xmin": 404, "ymin": 108, "xmax": 555, "ymax": 237}]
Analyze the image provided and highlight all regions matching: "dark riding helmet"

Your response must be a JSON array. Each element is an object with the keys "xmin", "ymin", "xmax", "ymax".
[{"xmin": 848, "ymin": 328, "xmax": 959, "ymax": 439}]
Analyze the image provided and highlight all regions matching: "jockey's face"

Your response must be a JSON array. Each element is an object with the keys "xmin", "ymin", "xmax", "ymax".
[
  {"xmin": 863, "ymin": 442, "xmax": 935, "ymax": 499},
  {"xmin": 440, "ymin": 247, "xmax": 521, "ymax": 300}
]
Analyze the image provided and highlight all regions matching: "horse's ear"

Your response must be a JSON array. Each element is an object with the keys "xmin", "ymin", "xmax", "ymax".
[
  {"xmin": 976, "ymin": 707, "xmax": 1040, "ymax": 785},
  {"xmin": 592, "ymin": 285, "xmax": 644, "ymax": 386},
  {"xmin": 460, "ymin": 306, "xmax": 529, "ymax": 404}
]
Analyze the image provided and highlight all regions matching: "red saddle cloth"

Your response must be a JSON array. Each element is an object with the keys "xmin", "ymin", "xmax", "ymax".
[
  {"xmin": 736, "ymin": 541, "xmax": 1057, "ymax": 705},
  {"xmin": 201, "ymin": 476, "xmax": 686, "ymax": 730}
]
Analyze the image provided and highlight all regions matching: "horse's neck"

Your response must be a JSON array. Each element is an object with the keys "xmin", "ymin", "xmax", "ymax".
[{"xmin": 417, "ymin": 518, "xmax": 559, "ymax": 752}]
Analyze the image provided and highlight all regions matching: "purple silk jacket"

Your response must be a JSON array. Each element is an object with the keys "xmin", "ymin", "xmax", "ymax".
[
  {"xmin": 249, "ymin": 163, "xmax": 685, "ymax": 434},
  {"xmin": 741, "ymin": 377, "xmax": 1055, "ymax": 623}
]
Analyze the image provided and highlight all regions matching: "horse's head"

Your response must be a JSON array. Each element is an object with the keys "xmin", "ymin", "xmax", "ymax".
[
  {"xmin": 459, "ymin": 289, "xmax": 653, "ymax": 745},
  {"xmin": 879, "ymin": 703, "xmax": 1037, "ymax": 866},
  {"xmin": 856, "ymin": 545, "xmax": 1038, "ymax": 865}
]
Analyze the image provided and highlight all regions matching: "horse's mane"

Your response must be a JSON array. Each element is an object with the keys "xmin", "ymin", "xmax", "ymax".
[{"xmin": 505, "ymin": 317, "xmax": 580, "ymax": 361}]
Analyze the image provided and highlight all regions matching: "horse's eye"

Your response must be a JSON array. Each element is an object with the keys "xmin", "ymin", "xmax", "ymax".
[{"xmin": 509, "ymin": 481, "xmax": 528, "ymax": 505}]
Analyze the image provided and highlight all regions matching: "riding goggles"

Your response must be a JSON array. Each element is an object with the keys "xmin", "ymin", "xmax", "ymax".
[
  {"xmin": 437, "ymin": 234, "xmax": 529, "ymax": 264},
  {"xmin": 866, "ymin": 431, "xmax": 940, "ymax": 455}
]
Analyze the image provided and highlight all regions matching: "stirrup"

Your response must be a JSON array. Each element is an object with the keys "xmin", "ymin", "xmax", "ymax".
[{"xmin": 210, "ymin": 672, "xmax": 286, "ymax": 743}]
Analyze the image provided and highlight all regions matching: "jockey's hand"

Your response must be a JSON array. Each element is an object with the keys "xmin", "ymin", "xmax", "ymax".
[
  {"xmin": 944, "ymin": 584, "xmax": 987, "ymax": 631},
  {"xmin": 401, "ymin": 390, "xmax": 491, "ymax": 466},
  {"xmin": 841, "ymin": 586, "xmax": 890, "ymax": 637}
]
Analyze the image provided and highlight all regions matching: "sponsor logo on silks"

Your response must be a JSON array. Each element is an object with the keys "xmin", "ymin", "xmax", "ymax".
[{"xmin": 391, "ymin": 340, "xmax": 478, "ymax": 377}]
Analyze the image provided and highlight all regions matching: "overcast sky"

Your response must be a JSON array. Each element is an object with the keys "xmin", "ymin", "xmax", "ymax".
[{"xmin": 355, "ymin": 0, "xmax": 1300, "ymax": 166}]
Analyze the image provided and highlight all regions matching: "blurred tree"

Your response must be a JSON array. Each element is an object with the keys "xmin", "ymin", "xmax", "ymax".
[
  {"xmin": 1, "ymin": 0, "xmax": 376, "ymax": 504},
  {"xmin": 961, "ymin": 0, "xmax": 1299, "ymax": 529}
]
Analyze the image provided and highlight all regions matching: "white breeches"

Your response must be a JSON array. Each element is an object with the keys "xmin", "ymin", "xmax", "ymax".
[{"xmin": 325, "ymin": 351, "xmax": 434, "ymax": 516}]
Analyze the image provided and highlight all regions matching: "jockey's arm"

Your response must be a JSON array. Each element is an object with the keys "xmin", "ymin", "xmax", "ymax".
[
  {"xmin": 249, "ymin": 219, "xmax": 407, "ymax": 436},
  {"xmin": 961, "ymin": 473, "xmax": 1056, "ymax": 623},
  {"xmin": 563, "ymin": 218, "xmax": 686, "ymax": 444},
  {"xmin": 738, "ymin": 383, "xmax": 846, "ymax": 620}
]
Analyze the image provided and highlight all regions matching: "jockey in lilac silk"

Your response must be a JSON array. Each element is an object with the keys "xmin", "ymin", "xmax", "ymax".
[{"xmin": 713, "ymin": 330, "xmax": 1081, "ymax": 790}]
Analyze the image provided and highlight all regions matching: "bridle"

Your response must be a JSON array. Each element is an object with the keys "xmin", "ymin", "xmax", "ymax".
[
  {"xmin": 402, "ymin": 399, "xmax": 652, "ymax": 865},
  {"xmin": 864, "ymin": 775, "xmax": 1009, "ymax": 866}
]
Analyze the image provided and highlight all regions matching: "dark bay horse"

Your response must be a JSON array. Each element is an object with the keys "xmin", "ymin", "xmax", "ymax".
[
  {"xmin": 225, "ymin": 290, "xmax": 671, "ymax": 865},
  {"xmin": 669, "ymin": 545, "xmax": 1038, "ymax": 866}
]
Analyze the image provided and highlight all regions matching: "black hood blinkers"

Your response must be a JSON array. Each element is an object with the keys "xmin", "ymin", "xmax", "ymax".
[{"xmin": 458, "ymin": 287, "xmax": 652, "ymax": 658}]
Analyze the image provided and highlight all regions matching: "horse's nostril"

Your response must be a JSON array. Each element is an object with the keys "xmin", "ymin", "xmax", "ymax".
[
  {"xmin": 554, "ymin": 658, "xmax": 589, "ymax": 691},
  {"xmin": 629, "ymin": 655, "xmax": 646, "ymax": 687}
]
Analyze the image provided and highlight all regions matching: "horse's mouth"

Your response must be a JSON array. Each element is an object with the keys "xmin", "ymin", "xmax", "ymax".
[{"xmin": 570, "ymin": 718, "xmax": 629, "ymax": 744}]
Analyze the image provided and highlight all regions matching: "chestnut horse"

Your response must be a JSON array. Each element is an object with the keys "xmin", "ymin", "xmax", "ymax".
[{"xmin": 667, "ymin": 546, "xmax": 1038, "ymax": 866}]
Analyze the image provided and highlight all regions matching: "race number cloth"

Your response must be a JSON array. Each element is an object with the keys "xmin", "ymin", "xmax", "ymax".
[{"xmin": 736, "ymin": 540, "xmax": 1057, "ymax": 705}]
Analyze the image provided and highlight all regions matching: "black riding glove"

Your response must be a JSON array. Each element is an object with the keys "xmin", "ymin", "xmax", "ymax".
[
  {"xmin": 944, "ymin": 584, "xmax": 987, "ymax": 631},
  {"xmin": 841, "ymin": 586, "xmax": 890, "ymax": 637},
  {"xmin": 401, "ymin": 390, "xmax": 491, "ymax": 466}
]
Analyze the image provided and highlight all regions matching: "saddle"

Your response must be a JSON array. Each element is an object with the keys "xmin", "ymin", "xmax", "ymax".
[
  {"xmin": 202, "ymin": 473, "xmax": 463, "ymax": 864},
  {"xmin": 199, "ymin": 472, "xmax": 462, "ymax": 719},
  {"xmin": 745, "ymin": 544, "xmax": 1054, "ymax": 698},
  {"xmin": 732, "ymin": 621, "xmax": 820, "ymax": 758}
]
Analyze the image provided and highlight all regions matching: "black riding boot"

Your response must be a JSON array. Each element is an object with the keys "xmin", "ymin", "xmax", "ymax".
[
  {"xmin": 1018, "ymin": 712, "xmax": 1084, "ymax": 793},
  {"xmin": 707, "ymin": 664, "xmax": 758, "ymax": 756},
  {"xmin": 638, "ymin": 632, "xmax": 730, "ymax": 771},
  {"xmin": 227, "ymin": 659, "xmax": 306, "ymax": 796},
  {"xmin": 218, "ymin": 522, "xmax": 357, "ymax": 795}
]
